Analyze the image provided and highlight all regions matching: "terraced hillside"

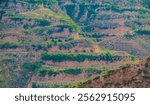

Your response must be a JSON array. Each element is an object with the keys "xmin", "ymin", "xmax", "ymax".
[
  {"xmin": 77, "ymin": 57, "xmax": 150, "ymax": 88},
  {"xmin": 0, "ymin": 0, "xmax": 150, "ymax": 88}
]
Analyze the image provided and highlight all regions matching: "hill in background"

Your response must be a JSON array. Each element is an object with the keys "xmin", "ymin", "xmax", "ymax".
[{"xmin": 0, "ymin": 0, "xmax": 150, "ymax": 88}]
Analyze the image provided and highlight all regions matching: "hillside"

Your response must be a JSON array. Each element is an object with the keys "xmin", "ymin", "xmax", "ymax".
[
  {"xmin": 0, "ymin": 0, "xmax": 150, "ymax": 88},
  {"xmin": 76, "ymin": 57, "xmax": 150, "ymax": 88}
]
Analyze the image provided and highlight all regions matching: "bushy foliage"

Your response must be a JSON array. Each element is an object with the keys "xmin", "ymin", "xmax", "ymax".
[
  {"xmin": 135, "ymin": 29, "xmax": 150, "ymax": 35},
  {"xmin": 39, "ymin": 69, "xmax": 47, "ymax": 77},
  {"xmin": 0, "ymin": 42, "xmax": 18, "ymax": 49},
  {"xmin": 84, "ymin": 33, "xmax": 109, "ymax": 38},
  {"xmin": 41, "ymin": 53, "xmax": 122, "ymax": 62},
  {"xmin": 130, "ymin": 55, "xmax": 139, "ymax": 61},
  {"xmin": 22, "ymin": 62, "xmax": 42, "ymax": 73},
  {"xmin": 36, "ymin": 19, "xmax": 51, "ymax": 26},
  {"xmin": 62, "ymin": 68, "xmax": 81, "ymax": 75},
  {"xmin": 48, "ymin": 70, "xmax": 59, "ymax": 76},
  {"xmin": 142, "ymin": 1, "xmax": 150, "ymax": 9}
]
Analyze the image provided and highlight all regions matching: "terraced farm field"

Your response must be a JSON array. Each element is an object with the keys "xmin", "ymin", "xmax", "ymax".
[{"xmin": 0, "ymin": 0, "xmax": 150, "ymax": 88}]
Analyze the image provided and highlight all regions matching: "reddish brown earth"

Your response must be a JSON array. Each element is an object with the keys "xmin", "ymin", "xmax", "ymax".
[
  {"xmin": 0, "ymin": 0, "xmax": 150, "ymax": 88},
  {"xmin": 78, "ymin": 57, "xmax": 150, "ymax": 88}
]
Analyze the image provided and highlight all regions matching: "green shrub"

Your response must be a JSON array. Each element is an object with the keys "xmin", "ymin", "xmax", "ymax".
[
  {"xmin": 32, "ymin": 83, "xmax": 41, "ymax": 88},
  {"xmin": 62, "ymin": 69, "xmax": 81, "ymax": 75},
  {"xmin": 0, "ymin": 42, "xmax": 18, "ymax": 49},
  {"xmin": 22, "ymin": 62, "xmax": 42, "ymax": 73},
  {"xmin": 39, "ymin": 70, "xmax": 47, "ymax": 77},
  {"xmin": 65, "ymin": 4, "xmax": 76, "ymax": 18},
  {"xmin": 35, "ymin": 19, "xmax": 51, "ymax": 26},
  {"xmin": 48, "ymin": 70, "xmax": 59, "ymax": 76},
  {"xmin": 135, "ymin": 29, "xmax": 150, "ymax": 35},
  {"xmin": 41, "ymin": 53, "xmax": 122, "ymax": 62},
  {"xmin": 51, "ymin": 84, "xmax": 71, "ymax": 88},
  {"xmin": 130, "ymin": 55, "xmax": 139, "ymax": 61},
  {"xmin": 142, "ymin": 1, "xmax": 150, "ymax": 9},
  {"xmin": 84, "ymin": 33, "xmax": 109, "ymax": 38}
]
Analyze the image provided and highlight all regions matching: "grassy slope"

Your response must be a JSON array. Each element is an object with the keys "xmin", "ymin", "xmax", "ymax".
[{"xmin": 14, "ymin": 7, "xmax": 80, "ymax": 32}]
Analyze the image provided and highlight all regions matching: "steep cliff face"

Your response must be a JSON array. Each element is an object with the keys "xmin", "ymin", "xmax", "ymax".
[{"xmin": 78, "ymin": 57, "xmax": 150, "ymax": 88}]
